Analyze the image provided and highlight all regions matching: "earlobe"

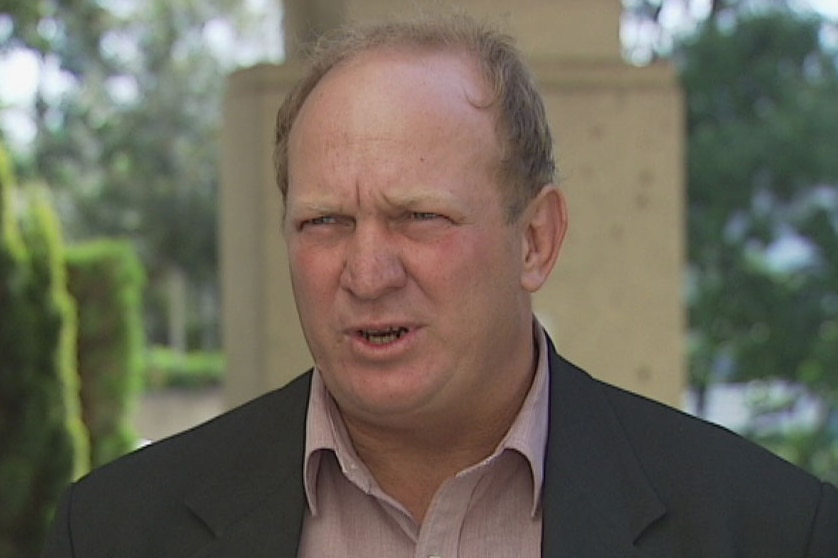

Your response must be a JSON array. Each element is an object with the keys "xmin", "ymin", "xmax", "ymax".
[{"xmin": 520, "ymin": 185, "xmax": 568, "ymax": 292}]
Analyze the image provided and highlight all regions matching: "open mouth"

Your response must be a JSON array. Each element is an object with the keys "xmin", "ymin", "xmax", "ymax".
[{"xmin": 358, "ymin": 326, "xmax": 409, "ymax": 345}]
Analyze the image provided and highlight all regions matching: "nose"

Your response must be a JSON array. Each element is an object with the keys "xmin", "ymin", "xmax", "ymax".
[{"xmin": 340, "ymin": 222, "xmax": 407, "ymax": 300}]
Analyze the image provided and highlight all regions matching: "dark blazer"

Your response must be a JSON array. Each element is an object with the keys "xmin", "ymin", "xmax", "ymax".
[{"xmin": 42, "ymin": 345, "xmax": 838, "ymax": 557}]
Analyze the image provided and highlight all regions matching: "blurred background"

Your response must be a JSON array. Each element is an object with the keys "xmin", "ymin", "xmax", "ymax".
[{"xmin": 1, "ymin": 0, "xmax": 838, "ymax": 555}]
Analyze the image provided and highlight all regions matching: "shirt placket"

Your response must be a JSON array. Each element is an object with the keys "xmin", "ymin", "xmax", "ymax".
[{"xmin": 414, "ymin": 460, "xmax": 493, "ymax": 558}]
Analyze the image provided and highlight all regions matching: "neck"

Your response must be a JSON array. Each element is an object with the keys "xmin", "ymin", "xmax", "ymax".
[
  {"xmin": 347, "ymin": 424, "xmax": 497, "ymax": 522},
  {"xmin": 341, "ymin": 336, "xmax": 538, "ymax": 523}
]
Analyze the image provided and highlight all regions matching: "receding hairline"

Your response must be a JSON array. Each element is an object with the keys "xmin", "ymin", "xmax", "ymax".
[
  {"xmin": 285, "ymin": 45, "xmax": 508, "ymax": 207},
  {"xmin": 275, "ymin": 14, "xmax": 557, "ymax": 222},
  {"xmin": 283, "ymin": 41, "xmax": 508, "ymax": 186},
  {"xmin": 295, "ymin": 44, "xmax": 501, "ymax": 127},
  {"xmin": 299, "ymin": 19, "xmax": 511, "ymax": 116}
]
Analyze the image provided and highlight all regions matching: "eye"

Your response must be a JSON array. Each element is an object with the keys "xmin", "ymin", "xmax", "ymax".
[
  {"xmin": 397, "ymin": 210, "xmax": 453, "ymax": 240},
  {"xmin": 298, "ymin": 214, "xmax": 353, "ymax": 231},
  {"xmin": 410, "ymin": 211, "xmax": 444, "ymax": 221}
]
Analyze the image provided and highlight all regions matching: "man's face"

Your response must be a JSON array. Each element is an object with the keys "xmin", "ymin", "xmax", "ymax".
[{"xmin": 284, "ymin": 49, "xmax": 538, "ymax": 430}]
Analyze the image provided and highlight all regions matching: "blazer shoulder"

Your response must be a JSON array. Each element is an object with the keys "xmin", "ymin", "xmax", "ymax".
[
  {"xmin": 596, "ymin": 375, "xmax": 835, "ymax": 546},
  {"xmin": 75, "ymin": 370, "xmax": 313, "ymax": 503},
  {"xmin": 547, "ymin": 350, "xmax": 837, "ymax": 556},
  {"xmin": 599, "ymin": 378, "xmax": 814, "ymax": 484},
  {"xmin": 45, "ymin": 372, "xmax": 313, "ymax": 557}
]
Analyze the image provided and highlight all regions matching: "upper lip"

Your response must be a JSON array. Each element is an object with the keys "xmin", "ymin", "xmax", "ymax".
[{"xmin": 344, "ymin": 322, "xmax": 417, "ymax": 335}]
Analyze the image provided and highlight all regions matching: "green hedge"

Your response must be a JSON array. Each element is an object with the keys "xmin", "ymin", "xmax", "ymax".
[
  {"xmin": 0, "ymin": 146, "xmax": 88, "ymax": 558},
  {"xmin": 66, "ymin": 240, "xmax": 145, "ymax": 469},
  {"xmin": 144, "ymin": 347, "xmax": 225, "ymax": 389}
]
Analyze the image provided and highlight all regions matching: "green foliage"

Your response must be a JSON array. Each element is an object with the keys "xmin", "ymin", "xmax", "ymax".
[
  {"xmin": 742, "ymin": 384, "xmax": 838, "ymax": 485},
  {"xmin": 66, "ymin": 240, "xmax": 146, "ymax": 468},
  {"xmin": 676, "ymin": 7, "xmax": 838, "ymax": 479},
  {"xmin": 0, "ymin": 0, "xmax": 111, "ymax": 57},
  {"xmin": 144, "ymin": 347, "xmax": 225, "ymax": 390},
  {"xmin": 0, "ymin": 145, "xmax": 88, "ymax": 558},
  {"xmin": 757, "ymin": 428, "xmax": 838, "ymax": 485},
  {"xmin": 0, "ymin": 0, "xmax": 262, "ymax": 349}
]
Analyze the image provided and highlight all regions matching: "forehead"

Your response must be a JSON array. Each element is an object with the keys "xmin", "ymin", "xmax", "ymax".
[
  {"xmin": 291, "ymin": 46, "xmax": 496, "ymax": 145},
  {"xmin": 319, "ymin": 44, "xmax": 489, "ymax": 100},
  {"xmin": 285, "ymin": 47, "xmax": 503, "ymax": 197}
]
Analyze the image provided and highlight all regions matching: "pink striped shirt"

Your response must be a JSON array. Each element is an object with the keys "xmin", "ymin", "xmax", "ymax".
[{"xmin": 298, "ymin": 325, "xmax": 550, "ymax": 557}]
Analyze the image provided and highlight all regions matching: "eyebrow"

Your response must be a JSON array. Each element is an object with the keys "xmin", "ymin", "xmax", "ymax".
[
  {"xmin": 380, "ymin": 190, "xmax": 464, "ymax": 210},
  {"xmin": 286, "ymin": 185, "xmax": 473, "ymax": 221},
  {"xmin": 286, "ymin": 199, "xmax": 344, "ymax": 215}
]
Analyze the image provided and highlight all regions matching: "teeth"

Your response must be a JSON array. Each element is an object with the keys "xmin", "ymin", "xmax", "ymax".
[{"xmin": 361, "ymin": 327, "xmax": 408, "ymax": 345}]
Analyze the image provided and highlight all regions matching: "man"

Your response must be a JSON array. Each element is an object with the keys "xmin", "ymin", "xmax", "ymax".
[{"xmin": 43, "ymin": 14, "xmax": 837, "ymax": 558}]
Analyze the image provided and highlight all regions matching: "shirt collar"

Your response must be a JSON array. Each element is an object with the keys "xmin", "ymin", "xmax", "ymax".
[
  {"xmin": 302, "ymin": 320, "xmax": 551, "ymax": 517},
  {"xmin": 302, "ymin": 369, "xmax": 365, "ymax": 516},
  {"xmin": 496, "ymin": 322, "xmax": 550, "ymax": 515}
]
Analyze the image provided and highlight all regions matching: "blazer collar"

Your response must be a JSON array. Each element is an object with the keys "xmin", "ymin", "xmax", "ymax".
[
  {"xmin": 542, "ymin": 342, "xmax": 666, "ymax": 557},
  {"xmin": 184, "ymin": 373, "xmax": 312, "ymax": 558}
]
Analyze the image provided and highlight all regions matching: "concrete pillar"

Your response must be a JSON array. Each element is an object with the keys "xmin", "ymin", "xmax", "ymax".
[
  {"xmin": 221, "ymin": 0, "xmax": 685, "ymax": 408},
  {"xmin": 533, "ymin": 61, "xmax": 685, "ymax": 405},
  {"xmin": 220, "ymin": 63, "xmax": 307, "ymax": 408},
  {"xmin": 283, "ymin": 0, "xmax": 621, "ymax": 61}
]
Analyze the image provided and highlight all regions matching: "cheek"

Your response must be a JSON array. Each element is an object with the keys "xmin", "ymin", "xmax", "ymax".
[
  {"xmin": 288, "ymin": 246, "xmax": 342, "ymax": 303},
  {"xmin": 406, "ymin": 230, "xmax": 506, "ymax": 291}
]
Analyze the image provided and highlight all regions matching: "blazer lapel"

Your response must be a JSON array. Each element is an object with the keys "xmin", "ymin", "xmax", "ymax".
[
  {"xmin": 186, "ymin": 490, "xmax": 304, "ymax": 558},
  {"xmin": 184, "ymin": 373, "xmax": 312, "ymax": 558},
  {"xmin": 542, "ymin": 344, "xmax": 666, "ymax": 557}
]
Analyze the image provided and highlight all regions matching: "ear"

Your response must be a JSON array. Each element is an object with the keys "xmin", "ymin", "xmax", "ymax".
[{"xmin": 519, "ymin": 185, "xmax": 568, "ymax": 293}]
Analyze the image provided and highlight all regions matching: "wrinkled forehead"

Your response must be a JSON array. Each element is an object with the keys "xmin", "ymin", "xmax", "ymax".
[
  {"xmin": 290, "ymin": 47, "xmax": 500, "ymax": 155},
  {"xmin": 283, "ymin": 47, "xmax": 508, "ymax": 211}
]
